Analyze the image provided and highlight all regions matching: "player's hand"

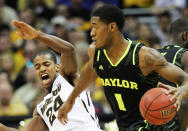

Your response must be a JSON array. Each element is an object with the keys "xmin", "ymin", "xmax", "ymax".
[
  {"xmin": 158, "ymin": 83, "xmax": 185, "ymax": 111},
  {"xmin": 12, "ymin": 20, "xmax": 38, "ymax": 40},
  {"xmin": 57, "ymin": 100, "xmax": 75, "ymax": 125}
]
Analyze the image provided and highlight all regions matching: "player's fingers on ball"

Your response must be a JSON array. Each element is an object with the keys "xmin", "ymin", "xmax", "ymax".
[{"xmin": 171, "ymin": 92, "xmax": 179, "ymax": 101}]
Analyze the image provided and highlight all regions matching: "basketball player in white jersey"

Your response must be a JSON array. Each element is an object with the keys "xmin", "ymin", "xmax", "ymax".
[{"xmin": 0, "ymin": 20, "xmax": 102, "ymax": 131}]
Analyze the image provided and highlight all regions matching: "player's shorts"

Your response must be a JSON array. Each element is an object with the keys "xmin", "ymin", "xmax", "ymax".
[{"xmin": 124, "ymin": 116, "xmax": 182, "ymax": 131}]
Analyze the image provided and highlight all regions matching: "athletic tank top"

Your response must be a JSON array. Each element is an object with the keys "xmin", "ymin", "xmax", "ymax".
[
  {"xmin": 158, "ymin": 45, "xmax": 188, "ymax": 87},
  {"xmin": 37, "ymin": 74, "xmax": 101, "ymax": 131},
  {"xmin": 93, "ymin": 40, "xmax": 159, "ymax": 130}
]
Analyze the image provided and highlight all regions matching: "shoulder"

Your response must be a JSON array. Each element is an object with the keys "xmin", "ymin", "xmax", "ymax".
[{"xmin": 139, "ymin": 46, "xmax": 168, "ymax": 74}]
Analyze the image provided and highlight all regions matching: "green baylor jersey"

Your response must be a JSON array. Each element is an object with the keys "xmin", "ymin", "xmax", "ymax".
[
  {"xmin": 93, "ymin": 40, "xmax": 159, "ymax": 130},
  {"xmin": 158, "ymin": 45, "xmax": 188, "ymax": 87}
]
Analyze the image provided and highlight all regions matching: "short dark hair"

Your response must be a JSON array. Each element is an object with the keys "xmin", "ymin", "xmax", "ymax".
[
  {"xmin": 91, "ymin": 4, "xmax": 125, "ymax": 32},
  {"xmin": 35, "ymin": 49, "xmax": 57, "ymax": 64},
  {"xmin": 169, "ymin": 18, "xmax": 188, "ymax": 36}
]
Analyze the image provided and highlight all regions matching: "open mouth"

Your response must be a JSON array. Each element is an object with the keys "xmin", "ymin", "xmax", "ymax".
[{"xmin": 41, "ymin": 74, "xmax": 49, "ymax": 80}]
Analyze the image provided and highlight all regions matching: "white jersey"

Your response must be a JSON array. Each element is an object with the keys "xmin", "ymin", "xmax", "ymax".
[{"xmin": 37, "ymin": 74, "xmax": 102, "ymax": 131}]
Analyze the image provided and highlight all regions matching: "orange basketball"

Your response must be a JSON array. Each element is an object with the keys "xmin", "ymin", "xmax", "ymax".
[{"xmin": 139, "ymin": 88, "xmax": 177, "ymax": 125}]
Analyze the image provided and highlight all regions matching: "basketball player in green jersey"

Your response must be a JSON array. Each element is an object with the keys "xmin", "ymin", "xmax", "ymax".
[
  {"xmin": 58, "ymin": 5, "xmax": 188, "ymax": 131},
  {"xmin": 158, "ymin": 18, "xmax": 188, "ymax": 131}
]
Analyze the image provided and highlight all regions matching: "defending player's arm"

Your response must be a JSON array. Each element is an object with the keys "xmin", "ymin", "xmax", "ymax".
[
  {"xmin": 57, "ymin": 44, "xmax": 98, "ymax": 124},
  {"xmin": 0, "ymin": 108, "xmax": 47, "ymax": 131},
  {"xmin": 139, "ymin": 47, "xmax": 188, "ymax": 110},
  {"xmin": 12, "ymin": 20, "xmax": 77, "ymax": 81},
  {"xmin": 22, "ymin": 108, "xmax": 47, "ymax": 131}
]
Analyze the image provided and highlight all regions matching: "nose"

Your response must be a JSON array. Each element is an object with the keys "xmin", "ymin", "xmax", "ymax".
[
  {"xmin": 40, "ymin": 65, "xmax": 46, "ymax": 72},
  {"xmin": 90, "ymin": 28, "xmax": 95, "ymax": 37}
]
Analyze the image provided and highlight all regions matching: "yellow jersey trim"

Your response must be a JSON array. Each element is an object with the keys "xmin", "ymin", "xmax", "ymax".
[
  {"xmin": 133, "ymin": 42, "xmax": 141, "ymax": 65},
  {"xmin": 103, "ymin": 40, "xmax": 132, "ymax": 67}
]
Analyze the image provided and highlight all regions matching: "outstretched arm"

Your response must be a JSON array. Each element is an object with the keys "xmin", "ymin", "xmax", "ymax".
[
  {"xmin": 0, "ymin": 108, "xmax": 47, "ymax": 131},
  {"xmin": 12, "ymin": 20, "xmax": 77, "ymax": 78},
  {"xmin": 57, "ymin": 44, "xmax": 98, "ymax": 124},
  {"xmin": 139, "ymin": 47, "xmax": 188, "ymax": 110}
]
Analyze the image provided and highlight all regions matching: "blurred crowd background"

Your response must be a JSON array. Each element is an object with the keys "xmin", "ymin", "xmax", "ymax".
[{"xmin": 0, "ymin": 0, "xmax": 188, "ymax": 130}]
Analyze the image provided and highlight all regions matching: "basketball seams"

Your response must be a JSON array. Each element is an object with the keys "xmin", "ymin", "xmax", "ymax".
[
  {"xmin": 144, "ymin": 92, "xmax": 164, "ymax": 117},
  {"xmin": 140, "ymin": 88, "xmax": 177, "ymax": 125}
]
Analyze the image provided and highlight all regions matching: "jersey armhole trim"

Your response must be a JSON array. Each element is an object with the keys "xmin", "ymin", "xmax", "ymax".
[
  {"xmin": 172, "ymin": 48, "xmax": 183, "ymax": 64},
  {"xmin": 97, "ymin": 50, "xmax": 100, "ymax": 62},
  {"xmin": 132, "ymin": 42, "xmax": 141, "ymax": 65}
]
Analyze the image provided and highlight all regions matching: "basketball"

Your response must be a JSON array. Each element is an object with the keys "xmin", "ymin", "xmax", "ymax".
[{"xmin": 139, "ymin": 88, "xmax": 177, "ymax": 125}]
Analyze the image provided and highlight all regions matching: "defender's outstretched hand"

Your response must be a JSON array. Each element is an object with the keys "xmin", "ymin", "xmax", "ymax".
[
  {"xmin": 57, "ymin": 100, "xmax": 75, "ymax": 125},
  {"xmin": 12, "ymin": 20, "xmax": 38, "ymax": 40}
]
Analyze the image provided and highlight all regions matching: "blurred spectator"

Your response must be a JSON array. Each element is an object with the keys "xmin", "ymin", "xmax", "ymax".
[
  {"xmin": 28, "ymin": 0, "xmax": 55, "ymax": 20},
  {"xmin": 13, "ymin": 40, "xmax": 38, "ymax": 89},
  {"xmin": 150, "ymin": 12, "xmax": 171, "ymax": 46},
  {"xmin": 0, "ymin": 52, "xmax": 17, "ymax": 85},
  {"xmin": 0, "ymin": 0, "xmax": 18, "ymax": 28},
  {"xmin": 0, "ymin": 71, "xmax": 9, "ymax": 83},
  {"xmin": 137, "ymin": 23, "xmax": 153, "ymax": 46},
  {"xmin": 0, "ymin": 24, "xmax": 12, "ymax": 53},
  {"xmin": 121, "ymin": 0, "xmax": 154, "ymax": 8},
  {"xmin": 151, "ymin": 0, "xmax": 186, "ymax": 15},
  {"xmin": 0, "ymin": 81, "xmax": 29, "ymax": 116},
  {"xmin": 75, "ymin": 41, "xmax": 89, "ymax": 71},
  {"xmin": 123, "ymin": 16, "xmax": 138, "ymax": 40},
  {"xmin": 19, "ymin": 9, "xmax": 35, "ymax": 26},
  {"xmin": 182, "ymin": 8, "xmax": 188, "ymax": 18},
  {"xmin": 56, "ymin": 0, "xmax": 119, "ymax": 11},
  {"xmin": 67, "ymin": 29, "xmax": 88, "ymax": 45},
  {"xmin": 51, "ymin": 16, "xmax": 67, "ymax": 40},
  {"xmin": 68, "ymin": 0, "xmax": 90, "ymax": 20},
  {"xmin": 56, "ymin": 4, "xmax": 70, "ymax": 18},
  {"xmin": 12, "ymin": 67, "xmax": 42, "ymax": 113},
  {"xmin": 148, "ymin": 35, "xmax": 162, "ymax": 49},
  {"xmin": 10, "ymin": 9, "xmax": 36, "ymax": 52}
]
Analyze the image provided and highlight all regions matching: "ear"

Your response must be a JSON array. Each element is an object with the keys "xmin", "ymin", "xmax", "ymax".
[
  {"xmin": 182, "ymin": 31, "xmax": 188, "ymax": 41},
  {"xmin": 108, "ymin": 22, "xmax": 117, "ymax": 32},
  {"xmin": 55, "ymin": 64, "xmax": 60, "ymax": 72}
]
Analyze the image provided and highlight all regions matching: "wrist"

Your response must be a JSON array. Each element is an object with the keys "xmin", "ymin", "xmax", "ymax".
[{"xmin": 35, "ymin": 31, "xmax": 43, "ymax": 40}]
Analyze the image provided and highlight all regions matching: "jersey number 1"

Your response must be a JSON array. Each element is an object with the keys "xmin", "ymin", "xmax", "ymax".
[{"xmin": 114, "ymin": 93, "xmax": 126, "ymax": 111}]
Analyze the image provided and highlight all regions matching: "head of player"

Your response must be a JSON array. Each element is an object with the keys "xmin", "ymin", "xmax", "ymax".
[
  {"xmin": 90, "ymin": 5, "xmax": 125, "ymax": 49},
  {"xmin": 33, "ymin": 50, "xmax": 59, "ymax": 91},
  {"xmin": 169, "ymin": 18, "xmax": 188, "ymax": 48}
]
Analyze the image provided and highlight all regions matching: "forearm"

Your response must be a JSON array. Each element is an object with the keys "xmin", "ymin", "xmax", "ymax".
[
  {"xmin": 0, "ymin": 124, "xmax": 18, "ymax": 131},
  {"xmin": 179, "ymin": 76, "xmax": 188, "ymax": 97},
  {"xmin": 67, "ymin": 63, "xmax": 98, "ymax": 103},
  {"xmin": 36, "ymin": 31, "xmax": 74, "ymax": 55},
  {"xmin": 22, "ymin": 116, "xmax": 46, "ymax": 131}
]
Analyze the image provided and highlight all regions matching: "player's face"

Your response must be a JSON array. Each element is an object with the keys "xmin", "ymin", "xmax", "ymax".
[
  {"xmin": 34, "ymin": 54, "xmax": 57, "ymax": 89},
  {"xmin": 90, "ymin": 16, "xmax": 110, "ymax": 49}
]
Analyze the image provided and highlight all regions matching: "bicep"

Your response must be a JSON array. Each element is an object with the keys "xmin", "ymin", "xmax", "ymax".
[{"xmin": 140, "ymin": 47, "xmax": 187, "ymax": 85}]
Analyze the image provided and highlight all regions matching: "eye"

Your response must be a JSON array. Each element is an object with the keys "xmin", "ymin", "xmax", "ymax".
[{"xmin": 35, "ymin": 65, "xmax": 40, "ymax": 70}]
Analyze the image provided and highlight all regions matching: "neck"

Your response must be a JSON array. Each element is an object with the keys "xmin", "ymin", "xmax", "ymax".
[{"xmin": 105, "ymin": 34, "xmax": 128, "ymax": 55}]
